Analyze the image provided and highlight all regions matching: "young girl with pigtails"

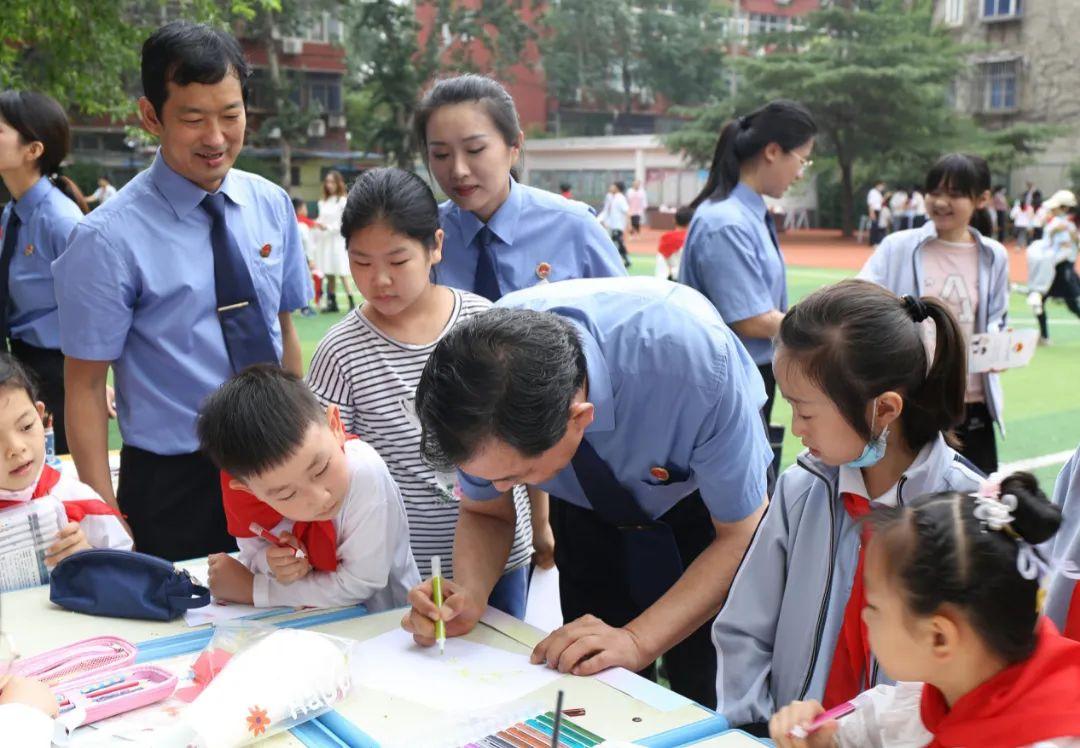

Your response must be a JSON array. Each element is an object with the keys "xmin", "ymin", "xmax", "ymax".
[{"xmin": 770, "ymin": 472, "xmax": 1080, "ymax": 747}]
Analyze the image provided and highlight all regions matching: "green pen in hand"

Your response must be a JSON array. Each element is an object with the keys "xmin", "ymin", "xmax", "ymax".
[{"xmin": 431, "ymin": 555, "xmax": 446, "ymax": 654}]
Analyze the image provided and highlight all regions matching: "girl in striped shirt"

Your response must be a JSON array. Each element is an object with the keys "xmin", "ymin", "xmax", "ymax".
[{"xmin": 306, "ymin": 168, "xmax": 533, "ymax": 617}]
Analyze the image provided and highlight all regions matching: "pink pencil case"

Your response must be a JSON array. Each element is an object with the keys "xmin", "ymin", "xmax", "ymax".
[
  {"xmin": 10, "ymin": 636, "xmax": 136, "ymax": 688},
  {"xmin": 53, "ymin": 663, "xmax": 178, "ymax": 726}
]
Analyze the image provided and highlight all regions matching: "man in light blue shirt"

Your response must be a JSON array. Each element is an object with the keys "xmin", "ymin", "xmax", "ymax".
[
  {"xmin": 401, "ymin": 277, "xmax": 771, "ymax": 708},
  {"xmin": 436, "ymin": 177, "xmax": 626, "ymax": 298},
  {"xmin": 53, "ymin": 22, "xmax": 311, "ymax": 561}
]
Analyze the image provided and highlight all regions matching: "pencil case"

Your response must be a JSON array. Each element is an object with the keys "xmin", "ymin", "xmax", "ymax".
[
  {"xmin": 54, "ymin": 663, "xmax": 178, "ymax": 726},
  {"xmin": 10, "ymin": 635, "xmax": 137, "ymax": 688}
]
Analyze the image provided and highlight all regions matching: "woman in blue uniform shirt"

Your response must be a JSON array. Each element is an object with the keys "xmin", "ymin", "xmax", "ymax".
[
  {"xmin": 0, "ymin": 91, "xmax": 88, "ymax": 453},
  {"xmin": 414, "ymin": 74, "xmax": 626, "ymax": 301},
  {"xmin": 680, "ymin": 100, "xmax": 816, "ymax": 425}
]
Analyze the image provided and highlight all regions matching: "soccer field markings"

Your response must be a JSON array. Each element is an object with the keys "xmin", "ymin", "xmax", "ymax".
[{"xmin": 999, "ymin": 450, "xmax": 1076, "ymax": 474}]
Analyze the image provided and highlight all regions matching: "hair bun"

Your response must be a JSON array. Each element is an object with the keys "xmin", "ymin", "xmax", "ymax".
[
  {"xmin": 902, "ymin": 295, "xmax": 929, "ymax": 323},
  {"xmin": 1002, "ymin": 471, "xmax": 1062, "ymax": 544}
]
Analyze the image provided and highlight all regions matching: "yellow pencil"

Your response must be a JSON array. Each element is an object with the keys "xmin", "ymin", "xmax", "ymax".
[{"xmin": 431, "ymin": 556, "xmax": 446, "ymax": 654}]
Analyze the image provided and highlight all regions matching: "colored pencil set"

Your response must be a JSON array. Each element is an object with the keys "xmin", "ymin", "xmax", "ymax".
[{"xmin": 459, "ymin": 711, "xmax": 604, "ymax": 748}]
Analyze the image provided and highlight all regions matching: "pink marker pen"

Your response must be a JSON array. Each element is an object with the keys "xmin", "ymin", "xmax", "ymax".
[
  {"xmin": 249, "ymin": 522, "xmax": 307, "ymax": 559},
  {"xmin": 789, "ymin": 692, "xmax": 874, "ymax": 738}
]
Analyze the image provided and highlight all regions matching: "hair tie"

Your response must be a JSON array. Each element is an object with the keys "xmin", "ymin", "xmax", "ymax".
[
  {"xmin": 901, "ymin": 295, "xmax": 929, "ymax": 323},
  {"xmin": 737, "ymin": 115, "xmax": 750, "ymax": 130}
]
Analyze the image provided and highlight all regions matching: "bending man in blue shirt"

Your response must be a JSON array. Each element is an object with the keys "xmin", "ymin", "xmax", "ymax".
[
  {"xmin": 402, "ymin": 277, "xmax": 771, "ymax": 708},
  {"xmin": 53, "ymin": 22, "xmax": 311, "ymax": 561}
]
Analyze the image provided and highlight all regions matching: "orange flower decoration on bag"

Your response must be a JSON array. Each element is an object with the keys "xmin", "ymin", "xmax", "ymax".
[{"xmin": 246, "ymin": 705, "xmax": 271, "ymax": 736}]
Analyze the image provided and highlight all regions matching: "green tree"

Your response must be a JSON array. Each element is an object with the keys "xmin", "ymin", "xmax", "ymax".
[
  {"xmin": 342, "ymin": 0, "xmax": 538, "ymax": 169},
  {"xmin": 0, "ymin": 1, "xmax": 264, "ymax": 118},
  {"xmin": 669, "ymin": 0, "xmax": 968, "ymax": 234},
  {"xmin": 246, "ymin": 0, "xmax": 334, "ymax": 187},
  {"xmin": 541, "ymin": 0, "xmax": 726, "ymax": 117},
  {"xmin": 540, "ymin": 0, "xmax": 638, "ymax": 112}
]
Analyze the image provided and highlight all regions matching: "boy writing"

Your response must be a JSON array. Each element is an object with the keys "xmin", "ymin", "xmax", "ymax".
[{"xmin": 197, "ymin": 365, "xmax": 419, "ymax": 610}]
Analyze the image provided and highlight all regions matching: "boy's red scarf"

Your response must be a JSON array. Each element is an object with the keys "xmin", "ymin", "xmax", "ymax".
[
  {"xmin": 219, "ymin": 436, "xmax": 359, "ymax": 573},
  {"xmin": 920, "ymin": 618, "xmax": 1080, "ymax": 747},
  {"xmin": 0, "ymin": 464, "xmax": 121, "ymax": 522}
]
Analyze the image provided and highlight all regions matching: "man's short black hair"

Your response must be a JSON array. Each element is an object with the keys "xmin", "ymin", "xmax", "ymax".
[
  {"xmin": 197, "ymin": 364, "xmax": 326, "ymax": 480},
  {"xmin": 142, "ymin": 21, "xmax": 250, "ymax": 117},
  {"xmin": 415, "ymin": 308, "xmax": 587, "ymax": 471}
]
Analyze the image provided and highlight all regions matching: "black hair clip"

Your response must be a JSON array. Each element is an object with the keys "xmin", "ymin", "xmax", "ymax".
[{"xmin": 901, "ymin": 295, "xmax": 929, "ymax": 323}]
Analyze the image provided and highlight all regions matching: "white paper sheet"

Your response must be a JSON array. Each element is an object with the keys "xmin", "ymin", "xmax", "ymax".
[
  {"xmin": 352, "ymin": 628, "xmax": 562, "ymax": 713},
  {"xmin": 182, "ymin": 601, "xmax": 291, "ymax": 627},
  {"xmin": 524, "ymin": 566, "xmax": 563, "ymax": 633},
  {"xmin": 969, "ymin": 329, "xmax": 1040, "ymax": 373},
  {"xmin": 179, "ymin": 559, "xmax": 292, "ymax": 626}
]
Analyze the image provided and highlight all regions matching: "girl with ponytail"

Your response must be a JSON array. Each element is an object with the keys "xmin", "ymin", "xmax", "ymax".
[
  {"xmin": 0, "ymin": 90, "xmax": 88, "ymax": 454},
  {"xmin": 860, "ymin": 153, "xmax": 1009, "ymax": 475},
  {"xmin": 712, "ymin": 279, "xmax": 984, "ymax": 732},
  {"xmin": 679, "ymin": 99, "xmax": 817, "ymax": 460},
  {"xmin": 771, "ymin": 472, "xmax": 1080, "ymax": 747}
]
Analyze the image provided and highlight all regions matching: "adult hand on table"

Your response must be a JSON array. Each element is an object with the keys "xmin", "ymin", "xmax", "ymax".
[
  {"xmin": 400, "ymin": 578, "xmax": 484, "ymax": 646},
  {"xmin": 530, "ymin": 614, "xmax": 653, "ymax": 676}
]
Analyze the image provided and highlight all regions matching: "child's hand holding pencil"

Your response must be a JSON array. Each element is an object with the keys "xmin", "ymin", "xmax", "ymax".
[
  {"xmin": 264, "ymin": 530, "xmax": 311, "ymax": 584},
  {"xmin": 769, "ymin": 699, "xmax": 841, "ymax": 748}
]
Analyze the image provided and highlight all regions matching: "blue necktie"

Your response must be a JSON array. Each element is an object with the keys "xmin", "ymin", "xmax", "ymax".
[
  {"xmin": 569, "ymin": 436, "xmax": 685, "ymax": 610},
  {"xmin": 764, "ymin": 210, "xmax": 781, "ymax": 251},
  {"xmin": 0, "ymin": 210, "xmax": 22, "ymax": 347},
  {"xmin": 473, "ymin": 225, "xmax": 501, "ymax": 302},
  {"xmin": 201, "ymin": 193, "xmax": 278, "ymax": 373}
]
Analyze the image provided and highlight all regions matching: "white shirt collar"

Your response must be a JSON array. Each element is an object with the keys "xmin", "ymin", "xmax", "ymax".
[{"xmin": 837, "ymin": 441, "xmax": 934, "ymax": 507}]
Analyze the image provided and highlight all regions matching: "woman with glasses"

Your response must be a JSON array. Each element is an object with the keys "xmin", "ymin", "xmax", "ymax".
[{"xmin": 679, "ymin": 100, "xmax": 817, "ymax": 427}]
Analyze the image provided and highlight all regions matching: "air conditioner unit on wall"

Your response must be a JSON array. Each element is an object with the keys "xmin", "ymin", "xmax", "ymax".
[
  {"xmin": 282, "ymin": 37, "xmax": 303, "ymax": 55},
  {"xmin": 328, "ymin": 113, "xmax": 347, "ymax": 129},
  {"xmin": 307, "ymin": 118, "xmax": 326, "ymax": 138}
]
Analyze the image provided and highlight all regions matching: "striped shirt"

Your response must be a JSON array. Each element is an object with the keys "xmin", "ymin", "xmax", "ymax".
[{"xmin": 306, "ymin": 288, "xmax": 533, "ymax": 579}]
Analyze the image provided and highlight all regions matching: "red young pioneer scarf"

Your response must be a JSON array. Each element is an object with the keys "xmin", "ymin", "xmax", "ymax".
[
  {"xmin": 920, "ymin": 617, "xmax": 1080, "ymax": 747},
  {"xmin": 1066, "ymin": 584, "xmax": 1080, "ymax": 642},
  {"xmin": 218, "ymin": 435, "xmax": 360, "ymax": 573},
  {"xmin": 823, "ymin": 492, "xmax": 874, "ymax": 708},
  {"xmin": 0, "ymin": 464, "xmax": 122, "ymax": 521},
  {"xmin": 220, "ymin": 474, "xmax": 339, "ymax": 572}
]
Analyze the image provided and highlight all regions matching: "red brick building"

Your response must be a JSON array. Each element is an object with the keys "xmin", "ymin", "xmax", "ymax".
[{"xmin": 414, "ymin": 0, "xmax": 822, "ymax": 137}]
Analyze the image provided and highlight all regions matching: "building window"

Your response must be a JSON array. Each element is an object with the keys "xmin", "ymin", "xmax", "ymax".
[
  {"xmin": 307, "ymin": 80, "xmax": 342, "ymax": 114},
  {"xmin": 290, "ymin": 166, "xmax": 301, "ymax": 187},
  {"xmin": 982, "ymin": 0, "xmax": 1022, "ymax": 19},
  {"xmin": 945, "ymin": 0, "xmax": 964, "ymax": 25},
  {"xmin": 747, "ymin": 13, "xmax": 790, "ymax": 35},
  {"xmin": 978, "ymin": 60, "xmax": 1019, "ymax": 112}
]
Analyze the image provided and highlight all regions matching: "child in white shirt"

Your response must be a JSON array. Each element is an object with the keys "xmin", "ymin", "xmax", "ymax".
[
  {"xmin": 0, "ymin": 354, "xmax": 131, "ymax": 593},
  {"xmin": 197, "ymin": 365, "xmax": 419, "ymax": 611},
  {"xmin": 770, "ymin": 473, "xmax": 1080, "ymax": 747}
]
